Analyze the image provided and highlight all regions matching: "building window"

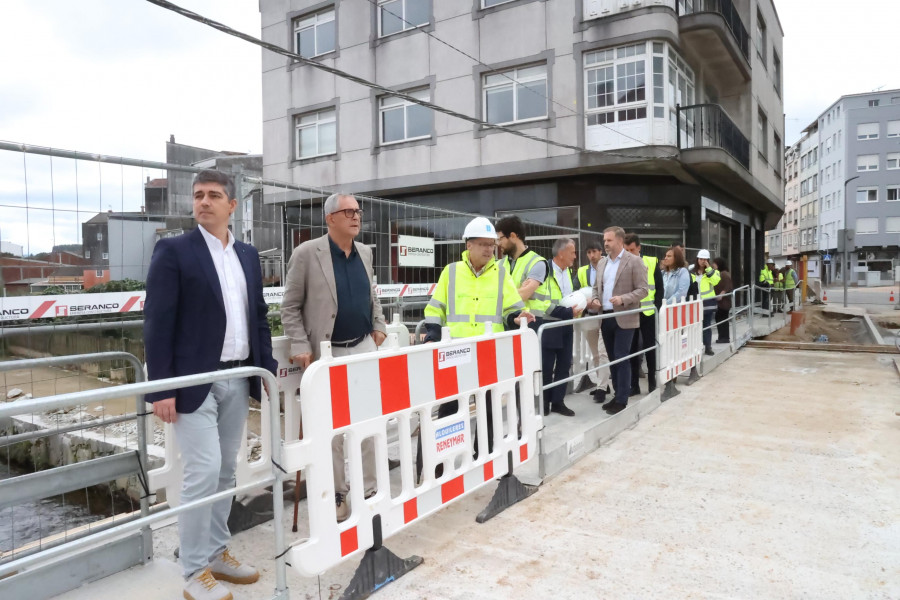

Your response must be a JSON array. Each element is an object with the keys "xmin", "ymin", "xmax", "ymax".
[
  {"xmin": 887, "ymin": 186, "xmax": 900, "ymax": 202},
  {"xmin": 887, "ymin": 153, "xmax": 900, "ymax": 170},
  {"xmin": 856, "ymin": 187, "xmax": 878, "ymax": 203},
  {"xmin": 294, "ymin": 9, "xmax": 335, "ymax": 58},
  {"xmin": 887, "ymin": 120, "xmax": 900, "ymax": 138},
  {"xmin": 483, "ymin": 63, "xmax": 547, "ymax": 126},
  {"xmin": 856, "ymin": 217, "xmax": 878, "ymax": 234},
  {"xmin": 97, "ymin": 232, "xmax": 103, "ymax": 241},
  {"xmin": 482, "ymin": 0, "xmax": 514, "ymax": 6},
  {"xmin": 857, "ymin": 154, "xmax": 878, "ymax": 171},
  {"xmin": 101, "ymin": 252, "xmax": 109, "ymax": 260},
  {"xmin": 757, "ymin": 109, "xmax": 768, "ymax": 162},
  {"xmin": 95, "ymin": 269, "xmax": 104, "ymax": 277},
  {"xmin": 755, "ymin": 9, "xmax": 767, "ymax": 68},
  {"xmin": 379, "ymin": 89, "xmax": 432, "ymax": 144},
  {"xmin": 773, "ymin": 51, "xmax": 782, "ymax": 96},
  {"xmin": 773, "ymin": 133, "xmax": 782, "ymax": 175},
  {"xmin": 378, "ymin": 0, "xmax": 429, "ymax": 37},
  {"xmin": 85, "ymin": 250, "xmax": 91, "ymax": 259},
  {"xmin": 868, "ymin": 99, "xmax": 880, "ymax": 107},
  {"xmin": 294, "ymin": 109, "xmax": 337, "ymax": 159},
  {"xmin": 887, "ymin": 217, "xmax": 900, "ymax": 233},
  {"xmin": 857, "ymin": 122, "xmax": 879, "ymax": 140}
]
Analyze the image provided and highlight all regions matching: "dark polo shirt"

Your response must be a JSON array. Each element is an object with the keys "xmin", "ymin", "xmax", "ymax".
[{"xmin": 329, "ymin": 236, "xmax": 372, "ymax": 341}]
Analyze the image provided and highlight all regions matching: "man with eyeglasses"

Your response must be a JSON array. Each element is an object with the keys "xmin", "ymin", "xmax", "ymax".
[{"xmin": 281, "ymin": 193, "xmax": 387, "ymax": 523}]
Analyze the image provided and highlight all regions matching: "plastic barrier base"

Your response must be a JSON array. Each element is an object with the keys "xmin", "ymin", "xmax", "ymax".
[
  {"xmin": 661, "ymin": 381, "xmax": 681, "ymax": 401},
  {"xmin": 476, "ymin": 452, "xmax": 539, "ymax": 524},
  {"xmin": 686, "ymin": 367, "xmax": 701, "ymax": 385},
  {"xmin": 340, "ymin": 516, "xmax": 423, "ymax": 600}
]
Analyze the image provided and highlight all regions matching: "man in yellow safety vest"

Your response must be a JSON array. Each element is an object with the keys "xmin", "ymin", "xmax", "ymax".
[
  {"xmin": 624, "ymin": 233, "xmax": 661, "ymax": 396},
  {"xmin": 495, "ymin": 215, "xmax": 552, "ymax": 323},
  {"xmin": 423, "ymin": 217, "xmax": 534, "ymax": 452},
  {"xmin": 694, "ymin": 249, "xmax": 721, "ymax": 356},
  {"xmin": 759, "ymin": 258, "xmax": 775, "ymax": 310}
]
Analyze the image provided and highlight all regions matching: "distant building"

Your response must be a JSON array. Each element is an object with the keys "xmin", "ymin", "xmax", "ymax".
[
  {"xmin": 0, "ymin": 253, "xmax": 90, "ymax": 296},
  {"xmin": 1, "ymin": 241, "xmax": 24, "ymax": 257}
]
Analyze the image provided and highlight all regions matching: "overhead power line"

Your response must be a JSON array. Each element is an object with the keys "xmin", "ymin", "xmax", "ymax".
[{"xmin": 144, "ymin": 0, "xmax": 678, "ymax": 162}]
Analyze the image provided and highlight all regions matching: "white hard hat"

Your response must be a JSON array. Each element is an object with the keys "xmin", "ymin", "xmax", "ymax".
[
  {"xmin": 697, "ymin": 249, "xmax": 711, "ymax": 259},
  {"xmin": 766, "ymin": 258, "xmax": 775, "ymax": 264},
  {"xmin": 463, "ymin": 217, "xmax": 497, "ymax": 240},
  {"xmin": 786, "ymin": 260, "xmax": 792, "ymax": 266},
  {"xmin": 560, "ymin": 291, "xmax": 588, "ymax": 312}
]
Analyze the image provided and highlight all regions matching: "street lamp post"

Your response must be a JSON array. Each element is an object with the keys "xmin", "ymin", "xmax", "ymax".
[
  {"xmin": 823, "ymin": 232, "xmax": 830, "ymax": 287},
  {"xmin": 843, "ymin": 175, "xmax": 860, "ymax": 308}
]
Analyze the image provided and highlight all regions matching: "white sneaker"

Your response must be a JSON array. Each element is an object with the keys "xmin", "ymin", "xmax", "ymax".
[
  {"xmin": 209, "ymin": 548, "xmax": 260, "ymax": 585},
  {"xmin": 184, "ymin": 568, "xmax": 232, "ymax": 600}
]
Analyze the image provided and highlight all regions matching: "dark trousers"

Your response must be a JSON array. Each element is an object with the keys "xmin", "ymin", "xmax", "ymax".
[
  {"xmin": 629, "ymin": 312, "xmax": 658, "ymax": 392},
  {"xmin": 541, "ymin": 331, "xmax": 573, "ymax": 407},
  {"xmin": 702, "ymin": 308, "xmax": 715, "ymax": 349},
  {"xmin": 437, "ymin": 391, "xmax": 493, "ymax": 456},
  {"xmin": 600, "ymin": 317, "xmax": 635, "ymax": 405},
  {"xmin": 715, "ymin": 307, "xmax": 731, "ymax": 341},
  {"xmin": 760, "ymin": 283, "xmax": 771, "ymax": 310}
]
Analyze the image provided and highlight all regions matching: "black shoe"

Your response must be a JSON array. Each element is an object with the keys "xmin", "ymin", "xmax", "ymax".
[
  {"xmin": 715, "ymin": 339, "xmax": 730, "ymax": 344},
  {"xmin": 704, "ymin": 347, "xmax": 715, "ymax": 356},
  {"xmin": 550, "ymin": 402, "xmax": 575, "ymax": 417},
  {"xmin": 601, "ymin": 401, "xmax": 616, "ymax": 410},
  {"xmin": 592, "ymin": 388, "xmax": 607, "ymax": 403},
  {"xmin": 629, "ymin": 385, "xmax": 641, "ymax": 397},
  {"xmin": 604, "ymin": 402, "xmax": 627, "ymax": 415},
  {"xmin": 574, "ymin": 376, "xmax": 595, "ymax": 394},
  {"xmin": 543, "ymin": 401, "xmax": 550, "ymax": 416}
]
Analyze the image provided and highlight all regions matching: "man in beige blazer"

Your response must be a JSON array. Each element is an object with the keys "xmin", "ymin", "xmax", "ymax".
[
  {"xmin": 587, "ymin": 226, "xmax": 648, "ymax": 415},
  {"xmin": 280, "ymin": 193, "xmax": 387, "ymax": 522}
]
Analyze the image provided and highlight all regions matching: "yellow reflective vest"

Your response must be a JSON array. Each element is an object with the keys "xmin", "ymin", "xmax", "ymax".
[
  {"xmin": 503, "ymin": 249, "xmax": 551, "ymax": 318},
  {"xmin": 693, "ymin": 266, "xmax": 721, "ymax": 302},
  {"xmin": 640, "ymin": 256, "xmax": 658, "ymax": 316},
  {"xmin": 544, "ymin": 265, "xmax": 574, "ymax": 321},
  {"xmin": 424, "ymin": 251, "xmax": 526, "ymax": 338},
  {"xmin": 759, "ymin": 266, "xmax": 774, "ymax": 285},
  {"xmin": 576, "ymin": 264, "xmax": 592, "ymax": 289}
]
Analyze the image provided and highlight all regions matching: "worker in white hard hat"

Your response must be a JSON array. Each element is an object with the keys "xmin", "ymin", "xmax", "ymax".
[
  {"xmin": 782, "ymin": 260, "xmax": 798, "ymax": 312},
  {"xmin": 759, "ymin": 258, "xmax": 776, "ymax": 311},
  {"xmin": 423, "ymin": 216, "xmax": 534, "ymax": 457},
  {"xmin": 691, "ymin": 249, "xmax": 721, "ymax": 355}
]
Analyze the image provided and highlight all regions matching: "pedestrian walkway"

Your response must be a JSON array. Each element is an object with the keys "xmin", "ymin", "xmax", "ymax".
[{"xmin": 58, "ymin": 347, "xmax": 900, "ymax": 600}]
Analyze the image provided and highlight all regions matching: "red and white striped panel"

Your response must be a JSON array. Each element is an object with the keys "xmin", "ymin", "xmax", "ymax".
[
  {"xmin": 655, "ymin": 297, "xmax": 704, "ymax": 384},
  {"xmin": 282, "ymin": 324, "xmax": 541, "ymax": 577}
]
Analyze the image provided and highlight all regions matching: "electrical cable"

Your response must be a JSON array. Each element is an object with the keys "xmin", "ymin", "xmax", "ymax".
[{"xmin": 143, "ymin": 0, "xmax": 677, "ymax": 161}]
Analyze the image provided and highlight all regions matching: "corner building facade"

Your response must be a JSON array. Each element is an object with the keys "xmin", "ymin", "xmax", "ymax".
[{"xmin": 260, "ymin": 0, "xmax": 784, "ymax": 286}]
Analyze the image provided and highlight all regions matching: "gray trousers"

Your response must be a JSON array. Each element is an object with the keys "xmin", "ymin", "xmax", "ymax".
[
  {"xmin": 173, "ymin": 377, "xmax": 250, "ymax": 578},
  {"xmin": 331, "ymin": 336, "xmax": 378, "ymax": 496},
  {"xmin": 580, "ymin": 321, "xmax": 611, "ymax": 389}
]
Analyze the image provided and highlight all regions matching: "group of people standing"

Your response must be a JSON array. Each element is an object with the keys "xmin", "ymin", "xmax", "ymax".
[
  {"xmin": 141, "ymin": 173, "xmax": 737, "ymax": 600},
  {"xmin": 758, "ymin": 258, "xmax": 799, "ymax": 312}
]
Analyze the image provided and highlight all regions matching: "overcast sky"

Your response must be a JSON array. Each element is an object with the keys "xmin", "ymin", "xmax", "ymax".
[{"xmin": 2, "ymin": 0, "xmax": 900, "ymax": 252}]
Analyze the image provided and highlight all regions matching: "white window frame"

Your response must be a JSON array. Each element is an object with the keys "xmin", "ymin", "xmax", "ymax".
[
  {"xmin": 293, "ymin": 9, "xmax": 336, "ymax": 59},
  {"xmin": 482, "ymin": 0, "xmax": 515, "ymax": 8},
  {"xmin": 294, "ymin": 109, "xmax": 337, "ymax": 160},
  {"xmin": 97, "ymin": 232, "xmax": 103, "ymax": 241},
  {"xmin": 856, "ymin": 217, "xmax": 878, "ymax": 235},
  {"xmin": 377, "ymin": 0, "xmax": 429, "ymax": 38},
  {"xmin": 887, "ymin": 153, "xmax": 900, "ymax": 170},
  {"xmin": 887, "ymin": 216, "xmax": 900, "ymax": 233},
  {"xmin": 584, "ymin": 42, "xmax": 657, "ymax": 127},
  {"xmin": 755, "ymin": 9, "xmax": 767, "ymax": 67},
  {"xmin": 887, "ymin": 120, "xmax": 900, "ymax": 138},
  {"xmin": 379, "ymin": 89, "xmax": 432, "ymax": 145},
  {"xmin": 95, "ymin": 269, "xmax": 104, "ymax": 277},
  {"xmin": 887, "ymin": 186, "xmax": 900, "ymax": 202},
  {"xmin": 856, "ymin": 187, "xmax": 878, "ymax": 203},
  {"xmin": 483, "ymin": 63, "xmax": 548, "ymax": 126},
  {"xmin": 857, "ymin": 122, "xmax": 879, "ymax": 140},
  {"xmin": 857, "ymin": 154, "xmax": 879, "ymax": 172},
  {"xmin": 101, "ymin": 252, "xmax": 109, "ymax": 260},
  {"xmin": 85, "ymin": 250, "xmax": 91, "ymax": 259}
]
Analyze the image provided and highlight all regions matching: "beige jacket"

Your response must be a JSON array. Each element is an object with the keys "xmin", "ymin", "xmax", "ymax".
[
  {"xmin": 591, "ymin": 249, "xmax": 649, "ymax": 329},
  {"xmin": 280, "ymin": 233, "xmax": 386, "ymax": 359}
]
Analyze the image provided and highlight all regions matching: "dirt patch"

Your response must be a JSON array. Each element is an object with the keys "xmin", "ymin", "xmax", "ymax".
[{"xmin": 762, "ymin": 306, "xmax": 869, "ymax": 344}]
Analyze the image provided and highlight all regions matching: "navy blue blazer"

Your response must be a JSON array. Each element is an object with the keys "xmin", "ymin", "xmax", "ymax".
[{"xmin": 143, "ymin": 227, "xmax": 278, "ymax": 413}]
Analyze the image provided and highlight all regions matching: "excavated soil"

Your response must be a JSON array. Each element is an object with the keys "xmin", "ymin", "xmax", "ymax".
[{"xmin": 762, "ymin": 306, "xmax": 869, "ymax": 344}]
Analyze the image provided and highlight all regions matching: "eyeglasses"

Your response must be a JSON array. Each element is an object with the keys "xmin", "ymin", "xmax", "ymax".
[{"xmin": 331, "ymin": 208, "xmax": 363, "ymax": 219}]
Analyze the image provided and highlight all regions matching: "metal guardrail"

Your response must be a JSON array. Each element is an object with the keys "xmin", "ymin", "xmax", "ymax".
[
  {"xmin": 676, "ymin": 103, "xmax": 751, "ymax": 170},
  {"xmin": 677, "ymin": 0, "xmax": 750, "ymax": 60},
  {"xmin": 0, "ymin": 366, "xmax": 288, "ymax": 600}
]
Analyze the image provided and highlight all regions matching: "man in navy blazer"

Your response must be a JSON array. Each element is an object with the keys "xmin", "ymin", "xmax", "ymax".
[{"xmin": 144, "ymin": 170, "xmax": 277, "ymax": 600}]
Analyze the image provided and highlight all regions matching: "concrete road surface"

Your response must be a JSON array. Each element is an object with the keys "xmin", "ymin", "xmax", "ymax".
[
  {"xmin": 60, "ymin": 348, "xmax": 900, "ymax": 600},
  {"xmin": 823, "ymin": 285, "xmax": 900, "ymax": 309}
]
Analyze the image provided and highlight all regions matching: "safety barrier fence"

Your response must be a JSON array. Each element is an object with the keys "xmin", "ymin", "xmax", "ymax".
[
  {"xmin": 280, "ymin": 321, "xmax": 541, "ymax": 578},
  {"xmin": 0, "ymin": 366, "xmax": 287, "ymax": 600}
]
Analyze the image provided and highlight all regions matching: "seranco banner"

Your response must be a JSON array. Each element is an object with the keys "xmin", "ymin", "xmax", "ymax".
[{"xmin": 397, "ymin": 235, "xmax": 435, "ymax": 268}]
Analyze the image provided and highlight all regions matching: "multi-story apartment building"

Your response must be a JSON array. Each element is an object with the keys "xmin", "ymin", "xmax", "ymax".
[
  {"xmin": 260, "ymin": 0, "xmax": 785, "ymax": 284},
  {"xmin": 796, "ymin": 123, "xmax": 819, "ymax": 269},
  {"xmin": 766, "ymin": 139, "xmax": 798, "ymax": 261}
]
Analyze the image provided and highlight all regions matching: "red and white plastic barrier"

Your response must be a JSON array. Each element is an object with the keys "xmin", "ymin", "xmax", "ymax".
[
  {"xmin": 655, "ymin": 297, "xmax": 703, "ymax": 384},
  {"xmin": 281, "ymin": 322, "xmax": 541, "ymax": 576}
]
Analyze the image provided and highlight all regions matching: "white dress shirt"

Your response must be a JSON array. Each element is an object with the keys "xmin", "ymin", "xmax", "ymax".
[
  {"xmin": 199, "ymin": 225, "xmax": 250, "ymax": 361},
  {"xmin": 601, "ymin": 249, "xmax": 624, "ymax": 311},
  {"xmin": 552, "ymin": 260, "xmax": 573, "ymax": 296}
]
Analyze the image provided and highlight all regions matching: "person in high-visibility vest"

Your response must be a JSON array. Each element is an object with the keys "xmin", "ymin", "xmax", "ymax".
[
  {"xmin": 574, "ymin": 241, "xmax": 612, "ymax": 402},
  {"xmin": 624, "ymin": 233, "xmax": 661, "ymax": 396},
  {"xmin": 759, "ymin": 258, "xmax": 776, "ymax": 310},
  {"xmin": 693, "ymin": 249, "xmax": 721, "ymax": 356},
  {"xmin": 541, "ymin": 237, "xmax": 584, "ymax": 417},
  {"xmin": 495, "ymin": 215, "xmax": 551, "ymax": 324},
  {"xmin": 772, "ymin": 264, "xmax": 785, "ymax": 312},
  {"xmin": 783, "ymin": 260, "xmax": 798, "ymax": 312},
  {"xmin": 423, "ymin": 217, "xmax": 534, "ymax": 454}
]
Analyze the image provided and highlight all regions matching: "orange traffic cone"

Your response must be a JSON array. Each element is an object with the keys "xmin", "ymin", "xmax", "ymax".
[
  {"xmin": 891, "ymin": 290, "xmax": 896, "ymax": 303},
  {"xmin": 823, "ymin": 290, "xmax": 828, "ymax": 302}
]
